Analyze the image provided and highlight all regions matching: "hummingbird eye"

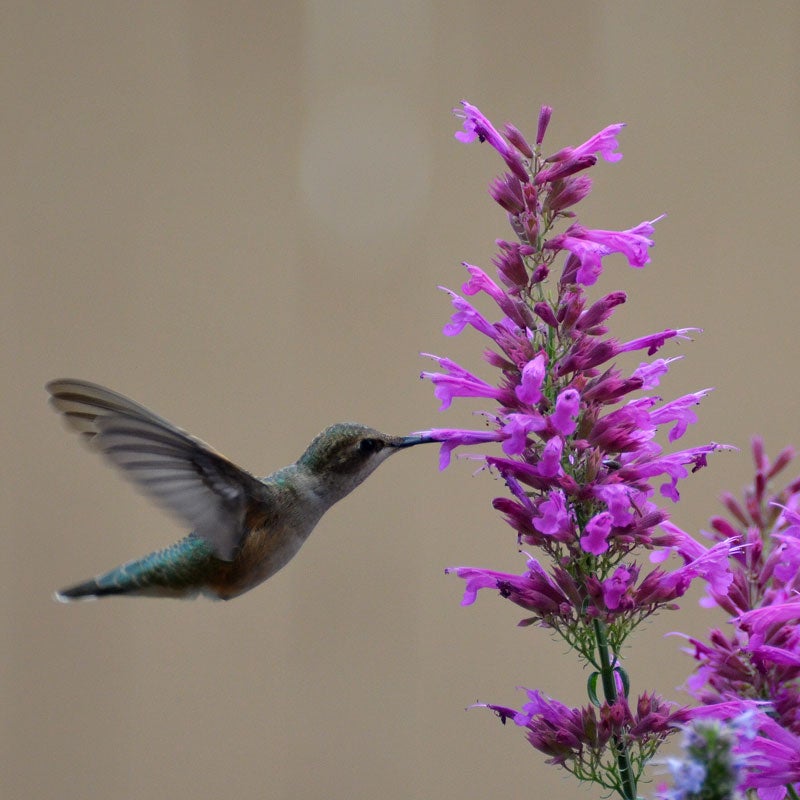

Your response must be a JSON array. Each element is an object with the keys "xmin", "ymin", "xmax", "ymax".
[{"xmin": 358, "ymin": 437, "xmax": 384, "ymax": 455}]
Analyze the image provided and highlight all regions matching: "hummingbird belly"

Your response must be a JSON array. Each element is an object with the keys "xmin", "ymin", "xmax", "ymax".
[{"xmin": 208, "ymin": 523, "xmax": 314, "ymax": 600}]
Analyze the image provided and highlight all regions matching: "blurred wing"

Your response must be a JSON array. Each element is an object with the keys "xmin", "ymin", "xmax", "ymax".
[{"xmin": 46, "ymin": 379, "xmax": 270, "ymax": 561}]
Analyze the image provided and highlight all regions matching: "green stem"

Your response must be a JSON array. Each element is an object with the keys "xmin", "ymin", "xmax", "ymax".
[
  {"xmin": 593, "ymin": 618, "xmax": 637, "ymax": 800},
  {"xmin": 786, "ymin": 784, "xmax": 800, "ymax": 800}
]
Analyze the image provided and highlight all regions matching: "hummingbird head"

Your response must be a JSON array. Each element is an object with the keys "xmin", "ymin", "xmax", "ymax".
[{"xmin": 297, "ymin": 423, "xmax": 434, "ymax": 502}]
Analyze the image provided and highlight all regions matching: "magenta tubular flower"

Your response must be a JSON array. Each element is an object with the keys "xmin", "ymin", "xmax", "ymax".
[
  {"xmin": 581, "ymin": 512, "xmax": 614, "ymax": 555},
  {"xmin": 419, "ymin": 353, "xmax": 513, "ymax": 411},
  {"xmin": 454, "ymin": 100, "xmax": 529, "ymax": 183},
  {"xmin": 544, "ymin": 220, "xmax": 661, "ymax": 286},
  {"xmin": 546, "ymin": 122, "xmax": 626, "ymax": 165},
  {"xmin": 424, "ymin": 101, "xmax": 732, "ymax": 799}
]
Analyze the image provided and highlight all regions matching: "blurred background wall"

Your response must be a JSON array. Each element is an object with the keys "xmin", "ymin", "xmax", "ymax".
[{"xmin": 3, "ymin": 3, "xmax": 799, "ymax": 798}]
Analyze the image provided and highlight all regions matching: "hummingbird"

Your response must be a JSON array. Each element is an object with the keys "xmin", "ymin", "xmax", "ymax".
[{"xmin": 47, "ymin": 379, "xmax": 433, "ymax": 602}]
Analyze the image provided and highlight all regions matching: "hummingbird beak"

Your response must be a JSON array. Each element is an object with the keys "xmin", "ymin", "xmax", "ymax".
[{"xmin": 393, "ymin": 433, "xmax": 437, "ymax": 449}]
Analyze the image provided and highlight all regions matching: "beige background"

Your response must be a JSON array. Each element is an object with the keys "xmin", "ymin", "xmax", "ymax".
[{"xmin": 3, "ymin": 3, "xmax": 800, "ymax": 799}]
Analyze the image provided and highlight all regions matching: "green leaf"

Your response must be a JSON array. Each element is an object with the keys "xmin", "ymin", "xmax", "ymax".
[
  {"xmin": 587, "ymin": 672, "xmax": 600, "ymax": 706},
  {"xmin": 614, "ymin": 666, "xmax": 630, "ymax": 698}
]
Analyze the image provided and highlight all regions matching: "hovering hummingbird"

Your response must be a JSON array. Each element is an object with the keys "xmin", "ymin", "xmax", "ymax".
[{"xmin": 47, "ymin": 379, "xmax": 433, "ymax": 601}]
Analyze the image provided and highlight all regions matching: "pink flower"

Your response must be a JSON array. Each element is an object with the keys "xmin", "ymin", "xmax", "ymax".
[
  {"xmin": 549, "ymin": 389, "xmax": 580, "ymax": 435},
  {"xmin": 546, "ymin": 122, "xmax": 626, "ymax": 165},
  {"xmin": 440, "ymin": 287, "xmax": 500, "ymax": 340},
  {"xmin": 532, "ymin": 489, "xmax": 572, "ymax": 537},
  {"xmin": 515, "ymin": 354, "xmax": 547, "ymax": 404},
  {"xmin": 603, "ymin": 566, "xmax": 635, "ymax": 610},
  {"xmin": 544, "ymin": 218, "xmax": 661, "ymax": 286},
  {"xmin": 581, "ymin": 511, "xmax": 614, "ymax": 555},
  {"xmin": 420, "ymin": 353, "xmax": 510, "ymax": 411},
  {"xmin": 454, "ymin": 100, "xmax": 529, "ymax": 183}
]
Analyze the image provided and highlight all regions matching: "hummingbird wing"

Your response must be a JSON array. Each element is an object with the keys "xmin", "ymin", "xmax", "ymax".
[{"xmin": 46, "ymin": 379, "xmax": 271, "ymax": 561}]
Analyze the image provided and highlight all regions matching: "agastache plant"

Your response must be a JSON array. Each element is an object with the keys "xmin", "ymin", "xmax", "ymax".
[
  {"xmin": 419, "ymin": 101, "xmax": 733, "ymax": 799},
  {"xmin": 681, "ymin": 440, "xmax": 800, "ymax": 729},
  {"xmin": 668, "ymin": 440, "xmax": 800, "ymax": 799}
]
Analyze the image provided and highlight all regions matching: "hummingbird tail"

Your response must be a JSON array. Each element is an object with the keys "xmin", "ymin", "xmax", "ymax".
[
  {"xmin": 54, "ymin": 536, "xmax": 218, "ymax": 602},
  {"xmin": 54, "ymin": 576, "xmax": 192, "ymax": 601},
  {"xmin": 54, "ymin": 578, "xmax": 128, "ymax": 602}
]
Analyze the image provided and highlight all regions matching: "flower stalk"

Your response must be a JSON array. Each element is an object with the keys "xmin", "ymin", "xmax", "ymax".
[
  {"xmin": 421, "ymin": 100, "xmax": 732, "ymax": 797},
  {"xmin": 593, "ymin": 617, "xmax": 638, "ymax": 800}
]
